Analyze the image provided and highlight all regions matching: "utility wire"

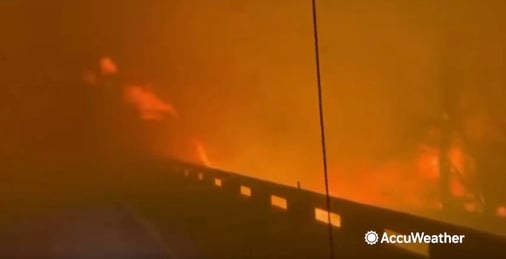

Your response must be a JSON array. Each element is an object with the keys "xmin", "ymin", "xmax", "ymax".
[{"xmin": 310, "ymin": 0, "xmax": 335, "ymax": 258}]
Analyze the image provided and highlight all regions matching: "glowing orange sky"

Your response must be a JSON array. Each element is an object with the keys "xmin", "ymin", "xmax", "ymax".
[
  {"xmin": 1, "ymin": 0, "xmax": 505, "ymax": 232},
  {"xmin": 147, "ymin": 0, "xmax": 506, "ymax": 206}
]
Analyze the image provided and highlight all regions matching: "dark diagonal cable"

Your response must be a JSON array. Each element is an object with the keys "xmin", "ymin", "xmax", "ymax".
[{"xmin": 310, "ymin": 0, "xmax": 335, "ymax": 258}]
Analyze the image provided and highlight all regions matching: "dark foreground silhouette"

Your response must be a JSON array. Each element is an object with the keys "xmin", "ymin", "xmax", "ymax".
[{"xmin": 1, "ymin": 160, "xmax": 505, "ymax": 259}]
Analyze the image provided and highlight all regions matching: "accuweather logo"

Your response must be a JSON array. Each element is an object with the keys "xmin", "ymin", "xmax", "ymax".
[
  {"xmin": 365, "ymin": 231, "xmax": 380, "ymax": 245},
  {"xmin": 364, "ymin": 230, "xmax": 465, "ymax": 245}
]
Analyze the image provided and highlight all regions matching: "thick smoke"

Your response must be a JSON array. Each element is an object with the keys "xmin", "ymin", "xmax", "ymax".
[{"xmin": 1, "ymin": 0, "xmax": 504, "ymax": 234}]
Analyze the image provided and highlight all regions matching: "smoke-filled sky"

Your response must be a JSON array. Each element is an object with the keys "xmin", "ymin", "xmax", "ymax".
[{"xmin": 1, "ymin": 0, "xmax": 506, "ymax": 230}]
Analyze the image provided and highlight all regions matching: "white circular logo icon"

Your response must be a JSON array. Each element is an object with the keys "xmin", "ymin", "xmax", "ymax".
[{"xmin": 365, "ymin": 231, "xmax": 379, "ymax": 245}]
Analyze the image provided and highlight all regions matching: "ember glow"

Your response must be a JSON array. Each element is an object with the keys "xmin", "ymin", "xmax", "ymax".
[
  {"xmin": 79, "ymin": 56, "xmax": 211, "ymax": 166},
  {"xmin": 124, "ymin": 85, "xmax": 178, "ymax": 121},
  {"xmin": 100, "ymin": 56, "xmax": 118, "ymax": 75},
  {"xmin": 193, "ymin": 139, "xmax": 212, "ymax": 167},
  {"xmin": 498, "ymin": 207, "xmax": 506, "ymax": 218},
  {"xmin": 328, "ymin": 156, "xmax": 440, "ymax": 211},
  {"xmin": 70, "ymin": 3, "xmax": 504, "ymax": 232},
  {"xmin": 3, "ymin": 0, "xmax": 503, "ymax": 239},
  {"xmin": 82, "ymin": 70, "xmax": 97, "ymax": 86}
]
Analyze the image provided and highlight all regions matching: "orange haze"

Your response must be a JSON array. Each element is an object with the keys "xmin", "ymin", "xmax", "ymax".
[
  {"xmin": 124, "ymin": 85, "xmax": 178, "ymax": 121},
  {"xmin": 1, "ymin": 0, "xmax": 505, "ymax": 235}
]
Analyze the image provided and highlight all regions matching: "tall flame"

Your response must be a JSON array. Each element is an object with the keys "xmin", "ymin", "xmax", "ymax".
[
  {"xmin": 84, "ymin": 56, "xmax": 486, "ymax": 215},
  {"xmin": 194, "ymin": 139, "xmax": 211, "ymax": 167},
  {"xmin": 85, "ymin": 56, "xmax": 213, "ymax": 166},
  {"xmin": 124, "ymin": 85, "xmax": 178, "ymax": 121}
]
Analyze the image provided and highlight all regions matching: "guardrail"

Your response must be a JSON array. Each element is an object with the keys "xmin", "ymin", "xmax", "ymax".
[{"xmin": 163, "ymin": 160, "xmax": 506, "ymax": 258}]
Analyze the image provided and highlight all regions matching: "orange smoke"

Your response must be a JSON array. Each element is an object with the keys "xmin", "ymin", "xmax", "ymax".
[
  {"xmin": 194, "ymin": 139, "xmax": 212, "ymax": 167},
  {"xmin": 124, "ymin": 85, "xmax": 178, "ymax": 121},
  {"xmin": 328, "ymin": 159, "xmax": 438, "ymax": 211},
  {"xmin": 327, "ymin": 140, "xmax": 480, "ymax": 213},
  {"xmin": 81, "ymin": 57, "xmax": 212, "ymax": 166},
  {"xmin": 497, "ymin": 206, "xmax": 506, "ymax": 218},
  {"xmin": 416, "ymin": 144, "xmax": 440, "ymax": 181},
  {"xmin": 82, "ymin": 70, "xmax": 97, "ymax": 86},
  {"xmin": 100, "ymin": 56, "xmax": 118, "ymax": 75}
]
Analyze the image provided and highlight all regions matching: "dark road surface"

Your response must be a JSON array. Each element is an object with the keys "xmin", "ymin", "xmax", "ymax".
[
  {"xmin": 0, "ymin": 202, "xmax": 184, "ymax": 259},
  {"xmin": 0, "ymin": 161, "xmax": 203, "ymax": 259}
]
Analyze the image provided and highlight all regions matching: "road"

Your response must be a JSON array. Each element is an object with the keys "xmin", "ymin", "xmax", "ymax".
[{"xmin": 0, "ymin": 200, "xmax": 186, "ymax": 259}]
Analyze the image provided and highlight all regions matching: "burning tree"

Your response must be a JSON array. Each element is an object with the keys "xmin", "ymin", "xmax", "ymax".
[{"xmin": 436, "ymin": 26, "xmax": 506, "ymax": 218}]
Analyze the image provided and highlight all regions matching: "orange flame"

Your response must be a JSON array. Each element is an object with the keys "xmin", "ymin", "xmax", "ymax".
[
  {"xmin": 88, "ymin": 56, "xmax": 215, "ymax": 172},
  {"xmin": 326, "ymin": 140, "xmax": 480, "ymax": 213},
  {"xmin": 416, "ymin": 144, "xmax": 440, "ymax": 181},
  {"xmin": 100, "ymin": 56, "xmax": 118, "ymax": 75},
  {"xmin": 124, "ymin": 85, "xmax": 178, "ymax": 121},
  {"xmin": 194, "ymin": 139, "xmax": 211, "ymax": 167},
  {"xmin": 497, "ymin": 206, "xmax": 506, "ymax": 217},
  {"xmin": 92, "ymin": 55, "xmax": 476, "ymax": 214}
]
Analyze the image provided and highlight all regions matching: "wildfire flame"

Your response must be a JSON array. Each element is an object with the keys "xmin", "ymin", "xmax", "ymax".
[
  {"xmin": 498, "ymin": 206, "xmax": 506, "ymax": 217},
  {"xmin": 86, "ymin": 56, "xmax": 495, "ymax": 218},
  {"xmin": 100, "ymin": 56, "xmax": 118, "ymax": 75},
  {"xmin": 193, "ymin": 139, "xmax": 212, "ymax": 167},
  {"xmin": 124, "ymin": 85, "xmax": 178, "ymax": 121},
  {"xmin": 82, "ymin": 56, "xmax": 213, "ymax": 166},
  {"xmin": 416, "ymin": 144, "xmax": 440, "ymax": 181}
]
